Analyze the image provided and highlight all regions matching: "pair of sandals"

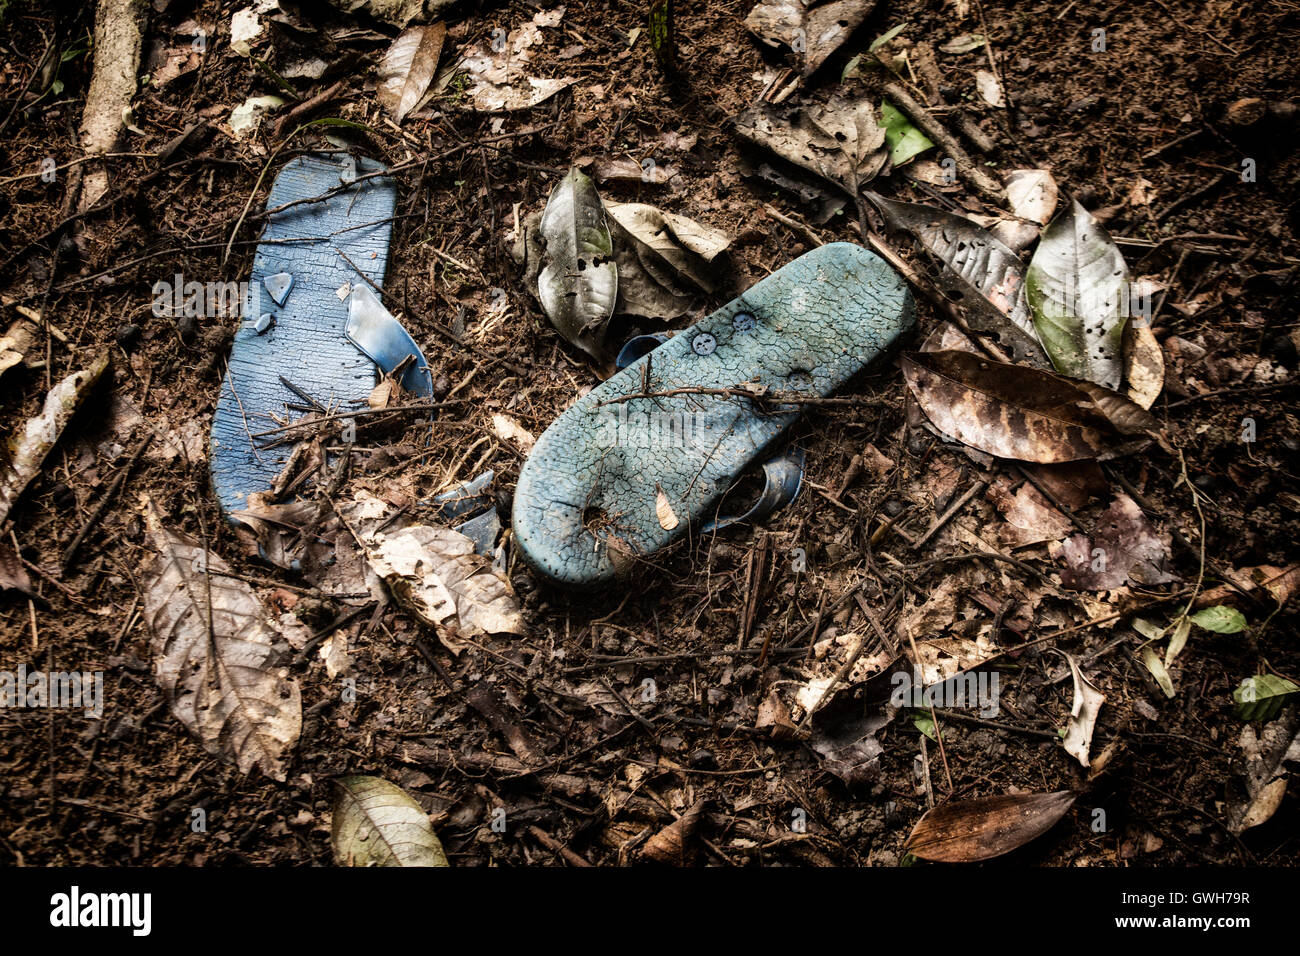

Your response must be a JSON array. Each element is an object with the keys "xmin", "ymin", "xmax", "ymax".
[{"xmin": 210, "ymin": 153, "xmax": 915, "ymax": 590}]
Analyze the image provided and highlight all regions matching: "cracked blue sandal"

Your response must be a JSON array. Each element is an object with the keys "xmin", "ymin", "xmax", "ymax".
[
  {"xmin": 210, "ymin": 153, "xmax": 432, "ymax": 520},
  {"xmin": 512, "ymin": 242, "xmax": 915, "ymax": 589}
]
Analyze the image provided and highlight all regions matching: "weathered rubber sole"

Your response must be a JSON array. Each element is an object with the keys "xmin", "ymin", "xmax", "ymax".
[
  {"xmin": 210, "ymin": 154, "xmax": 399, "ymax": 518},
  {"xmin": 512, "ymin": 242, "xmax": 915, "ymax": 589}
]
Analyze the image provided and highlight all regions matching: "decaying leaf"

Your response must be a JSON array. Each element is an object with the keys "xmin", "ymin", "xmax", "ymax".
[
  {"xmin": 0, "ymin": 541, "xmax": 36, "ymax": 600},
  {"xmin": 1140, "ymin": 645, "xmax": 1177, "ymax": 698},
  {"xmin": 810, "ymin": 709, "xmax": 893, "ymax": 787},
  {"xmin": 491, "ymin": 413, "xmax": 536, "ymax": 452},
  {"xmin": 537, "ymin": 168, "xmax": 618, "ymax": 360},
  {"xmin": 868, "ymin": 193, "xmax": 1048, "ymax": 367},
  {"xmin": 1027, "ymin": 199, "xmax": 1131, "ymax": 389},
  {"xmin": 143, "ymin": 511, "xmax": 302, "ymax": 780},
  {"xmin": 655, "ymin": 483, "xmax": 679, "ymax": 530},
  {"xmin": 376, "ymin": 22, "xmax": 446, "ymax": 123},
  {"xmin": 989, "ymin": 168, "xmax": 1058, "ymax": 252},
  {"xmin": 902, "ymin": 350, "xmax": 1157, "ymax": 464},
  {"xmin": 452, "ymin": 9, "xmax": 575, "ymax": 111},
  {"xmin": 1122, "ymin": 320, "xmax": 1165, "ymax": 410},
  {"xmin": 1228, "ymin": 706, "xmax": 1299, "ymax": 833},
  {"xmin": 0, "ymin": 319, "xmax": 37, "ymax": 378},
  {"xmin": 1063, "ymin": 654, "xmax": 1105, "ymax": 767},
  {"xmin": 604, "ymin": 200, "xmax": 730, "ymax": 319},
  {"xmin": 735, "ymin": 94, "xmax": 889, "ymax": 197},
  {"xmin": 975, "ymin": 68, "xmax": 1005, "ymax": 108},
  {"xmin": 906, "ymin": 790, "xmax": 1077, "ymax": 862},
  {"xmin": 361, "ymin": 523, "xmax": 525, "ymax": 654},
  {"xmin": 745, "ymin": 0, "xmax": 878, "ymax": 78},
  {"xmin": 1060, "ymin": 492, "xmax": 1177, "ymax": 590},
  {"xmin": 0, "ymin": 351, "xmax": 110, "ymax": 527},
  {"xmin": 332, "ymin": 775, "xmax": 449, "ymax": 866},
  {"xmin": 640, "ymin": 799, "xmax": 706, "ymax": 865}
]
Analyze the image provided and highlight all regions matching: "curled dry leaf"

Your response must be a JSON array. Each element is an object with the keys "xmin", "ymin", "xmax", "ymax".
[
  {"xmin": 906, "ymin": 790, "xmax": 1077, "ymax": 863},
  {"xmin": 537, "ymin": 168, "xmax": 618, "ymax": 360},
  {"xmin": 1027, "ymin": 199, "xmax": 1131, "ymax": 390},
  {"xmin": 654, "ymin": 483, "xmax": 679, "ymax": 530},
  {"xmin": 990, "ymin": 168, "xmax": 1058, "ymax": 252},
  {"xmin": 867, "ymin": 192, "xmax": 1049, "ymax": 367},
  {"xmin": 361, "ymin": 523, "xmax": 525, "ymax": 654},
  {"xmin": 901, "ymin": 349, "xmax": 1159, "ymax": 464},
  {"xmin": 0, "ymin": 351, "xmax": 109, "ymax": 527},
  {"xmin": 745, "ymin": 0, "xmax": 878, "ymax": 78},
  {"xmin": 604, "ymin": 200, "xmax": 730, "ymax": 319},
  {"xmin": 376, "ymin": 22, "xmax": 445, "ymax": 123},
  {"xmin": 143, "ymin": 510, "xmax": 302, "ymax": 780},
  {"xmin": 1063, "ymin": 654, "xmax": 1106, "ymax": 767},
  {"xmin": 640, "ymin": 799, "xmax": 706, "ymax": 865},
  {"xmin": 1122, "ymin": 320, "xmax": 1165, "ymax": 410},
  {"xmin": 1060, "ymin": 492, "xmax": 1177, "ymax": 590},
  {"xmin": 332, "ymin": 775, "xmax": 449, "ymax": 866}
]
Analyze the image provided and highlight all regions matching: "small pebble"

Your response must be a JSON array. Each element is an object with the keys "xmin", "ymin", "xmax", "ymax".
[{"xmin": 115, "ymin": 323, "xmax": 141, "ymax": 351}]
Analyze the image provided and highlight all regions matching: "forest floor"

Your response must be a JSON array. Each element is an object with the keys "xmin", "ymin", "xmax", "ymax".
[{"xmin": 1, "ymin": 0, "xmax": 1298, "ymax": 866}]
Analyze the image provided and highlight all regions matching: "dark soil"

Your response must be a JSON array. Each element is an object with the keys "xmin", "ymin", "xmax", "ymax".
[{"xmin": 1, "ymin": 0, "xmax": 1298, "ymax": 866}]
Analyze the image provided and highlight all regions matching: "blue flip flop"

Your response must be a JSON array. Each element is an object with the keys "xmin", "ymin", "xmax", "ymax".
[
  {"xmin": 512, "ymin": 242, "xmax": 914, "ymax": 589},
  {"xmin": 210, "ymin": 153, "xmax": 432, "ymax": 520}
]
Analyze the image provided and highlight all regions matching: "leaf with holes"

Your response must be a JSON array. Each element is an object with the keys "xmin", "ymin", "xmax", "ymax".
[
  {"xmin": 1027, "ymin": 199, "xmax": 1131, "ymax": 389},
  {"xmin": 537, "ymin": 168, "xmax": 618, "ymax": 361},
  {"xmin": 143, "ymin": 508, "xmax": 301, "ymax": 780},
  {"xmin": 906, "ymin": 790, "xmax": 1077, "ymax": 862},
  {"xmin": 332, "ymin": 776, "xmax": 449, "ymax": 866},
  {"xmin": 361, "ymin": 522, "xmax": 525, "ymax": 655},
  {"xmin": 867, "ymin": 193, "xmax": 1048, "ymax": 367},
  {"xmin": 735, "ymin": 95, "xmax": 888, "ymax": 198}
]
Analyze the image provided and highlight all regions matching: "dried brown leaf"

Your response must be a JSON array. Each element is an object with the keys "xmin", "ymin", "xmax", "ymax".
[
  {"xmin": 143, "ymin": 510, "xmax": 302, "ymax": 780},
  {"xmin": 906, "ymin": 790, "xmax": 1077, "ymax": 862}
]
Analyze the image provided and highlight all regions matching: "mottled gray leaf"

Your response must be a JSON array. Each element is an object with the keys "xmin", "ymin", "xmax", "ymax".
[
  {"xmin": 538, "ymin": 168, "xmax": 618, "ymax": 360},
  {"xmin": 1027, "ymin": 199, "xmax": 1130, "ymax": 389},
  {"xmin": 867, "ymin": 193, "xmax": 1049, "ymax": 367}
]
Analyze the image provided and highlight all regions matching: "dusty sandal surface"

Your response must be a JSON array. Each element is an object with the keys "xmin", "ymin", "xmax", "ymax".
[
  {"xmin": 512, "ymin": 242, "xmax": 915, "ymax": 589},
  {"xmin": 210, "ymin": 153, "xmax": 431, "ymax": 519}
]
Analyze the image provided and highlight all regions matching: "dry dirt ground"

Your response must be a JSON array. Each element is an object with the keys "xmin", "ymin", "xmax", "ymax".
[{"xmin": 1, "ymin": 0, "xmax": 1298, "ymax": 866}]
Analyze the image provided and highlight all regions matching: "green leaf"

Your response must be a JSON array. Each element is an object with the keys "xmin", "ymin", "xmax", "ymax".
[
  {"xmin": 1026, "ymin": 199, "xmax": 1130, "ymax": 390},
  {"xmin": 913, "ymin": 711, "xmax": 937, "ymax": 740},
  {"xmin": 869, "ymin": 23, "xmax": 909, "ymax": 53},
  {"xmin": 1233, "ymin": 674, "xmax": 1299, "ymax": 721},
  {"xmin": 881, "ymin": 100, "xmax": 934, "ymax": 167},
  {"xmin": 1190, "ymin": 605, "xmax": 1247, "ymax": 634}
]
